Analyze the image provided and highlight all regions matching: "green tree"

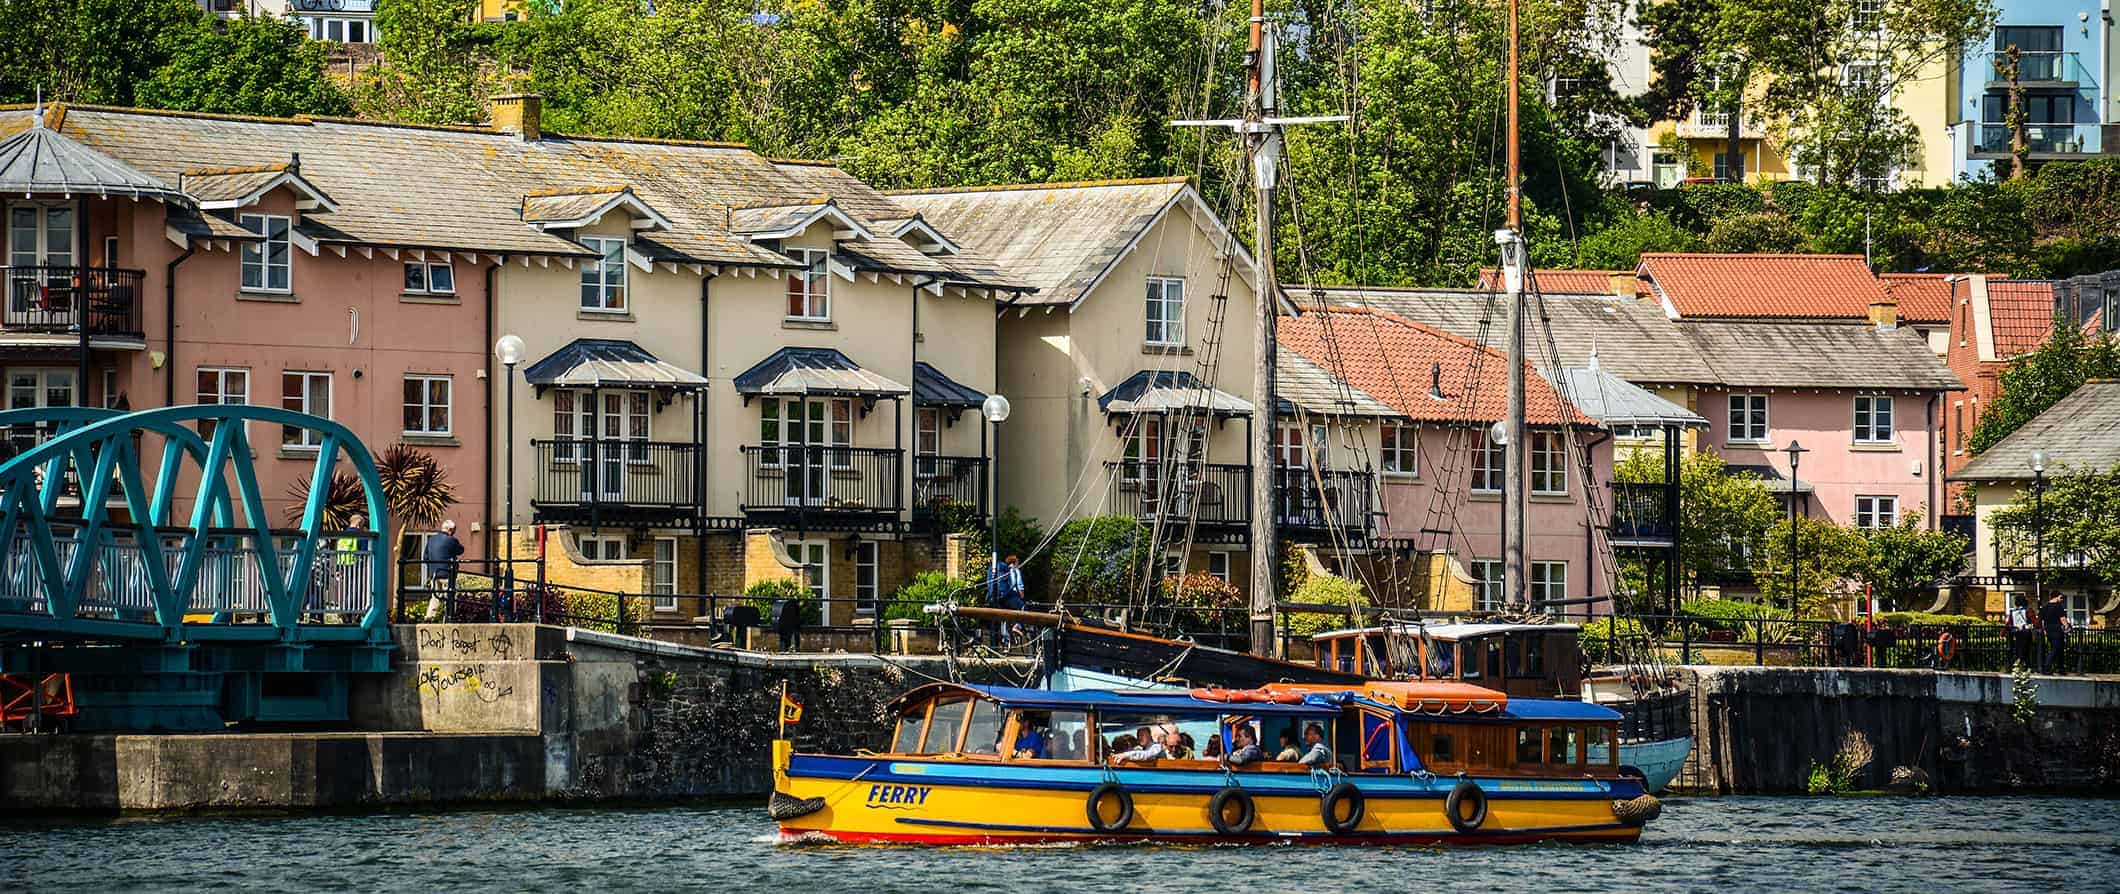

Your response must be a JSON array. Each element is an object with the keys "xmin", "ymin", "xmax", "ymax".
[
  {"xmin": 0, "ymin": 0, "xmax": 208, "ymax": 107},
  {"xmin": 1968, "ymin": 326, "xmax": 2120, "ymax": 455},
  {"xmin": 1572, "ymin": 209, "xmax": 1701, "ymax": 269},
  {"xmin": 1615, "ymin": 447, "xmax": 1781, "ymax": 587},
  {"xmin": 1990, "ymin": 466, "xmax": 2120, "ymax": 588},
  {"xmin": 1856, "ymin": 515, "xmax": 1969, "ymax": 610},
  {"xmin": 1703, "ymin": 210, "xmax": 1809, "ymax": 252},
  {"xmin": 136, "ymin": 14, "xmax": 351, "ymax": 117},
  {"xmin": 1756, "ymin": 516, "xmax": 1873, "ymax": 617},
  {"xmin": 1049, "ymin": 515, "xmax": 1150, "ymax": 604},
  {"xmin": 362, "ymin": 0, "xmax": 490, "ymax": 124}
]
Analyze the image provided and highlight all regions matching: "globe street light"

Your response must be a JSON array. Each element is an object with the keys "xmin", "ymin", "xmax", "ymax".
[
  {"xmin": 2031, "ymin": 448, "xmax": 2048, "ymax": 612},
  {"xmin": 495, "ymin": 334, "xmax": 526, "ymax": 621},
  {"xmin": 1784, "ymin": 440, "xmax": 1808, "ymax": 614},
  {"xmin": 981, "ymin": 393, "xmax": 1011, "ymax": 599}
]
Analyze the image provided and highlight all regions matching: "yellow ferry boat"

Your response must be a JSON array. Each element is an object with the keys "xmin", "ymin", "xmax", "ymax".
[{"xmin": 770, "ymin": 680, "xmax": 1661, "ymax": 845}]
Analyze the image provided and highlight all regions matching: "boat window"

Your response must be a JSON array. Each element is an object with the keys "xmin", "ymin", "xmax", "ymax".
[
  {"xmin": 962, "ymin": 699, "xmax": 1008, "ymax": 756},
  {"xmin": 1430, "ymin": 731, "xmax": 1456, "ymax": 763},
  {"xmin": 1549, "ymin": 725, "xmax": 1576, "ymax": 765},
  {"xmin": 1587, "ymin": 724, "xmax": 1616, "ymax": 766},
  {"xmin": 1360, "ymin": 711, "xmax": 1394, "ymax": 769},
  {"xmin": 890, "ymin": 707, "xmax": 924, "ymax": 753},
  {"xmin": 1504, "ymin": 637, "xmax": 1524, "ymax": 677},
  {"xmin": 921, "ymin": 696, "xmax": 970, "ymax": 753},
  {"xmin": 1515, "ymin": 726, "xmax": 1542, "ymax": 765},
  {"xmin": 1523, "ymin": 635, "xmax": 1547, "ymax": 678},
  {"xmin": 1458, "ymin": 641, "xmax": 1480, "ymax": 679},
  {"xmin": 1362, "ymin": 634, "xmax": 1391, "ymax": 675},
  {"xmin": 1427, "ymin": 641, "xmax": 1455, "ymax": 679},
  {"xmin": 1099, "ymin": 712, "xmax": 1219, "ymax": 760},
  {"xmin": 1485, "ymin": 640, "xmax": 1505, "ymax": 679},
  {"xmin": 1009, "ymin": 709, "xmax": 1089, "ymax": 761}
]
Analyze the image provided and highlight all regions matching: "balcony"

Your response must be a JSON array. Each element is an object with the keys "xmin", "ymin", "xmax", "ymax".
[
  {"xmin": 1274, "ymin": 468, "xmax": 1374, "ymax": 543},
  {"xmin": 1970, "ymin": 122, "xmax": 2101, "ymax": 158},
  {"xmin": 530, "ymin": 440, "xmax": 700, "ymax": 527},
  {"xmin": 2, "ymin": 266, "xmax": 146, "ymax": 340},
  {"xmin": 742, "ymin": 445, "xmax": 903, "ymax": 531},
  {"xmin": 1609, "ymin": 482, "xmax": 1676, "ymax": 547},
  {"xmin": 1982, "ymin": 50, "xmax": 2092, "ymax": 88},
  {"xmin": 910, "ymin": 455, "xmax": 988, "ymax": 533},
  {"xmin": 1105, "ymin": 461, "xmax": 1251, "ymax": 535},
  {"xmin": 1673, "ymin": 111, "xmax": 1765, "ymax": 141}
]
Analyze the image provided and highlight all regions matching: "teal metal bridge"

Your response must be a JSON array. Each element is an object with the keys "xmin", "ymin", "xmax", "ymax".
[{"xmin": 0, "ymin": 405, "xmax": 394, "ymax": 729}]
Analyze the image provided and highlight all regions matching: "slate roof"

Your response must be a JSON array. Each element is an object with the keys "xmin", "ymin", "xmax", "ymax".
[
  {"xmin": 1276, "ymin": 306, "xmax": 1592, "ymax": 426},
  {"xmin": 0, "ymin": 115, "xmax": 186, "ymax": 201},
  {"xmin": 1095, "ymin": 370, "xmax": 1254, "ymax": 416},
  {"xmin": 1558, "ymin": 366, "xmax": 1706, "ymax": 428},
  {"xmin": 1639, "ymin": 253, "xmax": 1892, "ymax": 319},
  {"xmin": 891, "ymin": 178, "xmax": 1213, "ymax": 307},
  {"xmin": 1879, "ymin": 273, "xmax": 1954, "ymax": 324},
  {"xmin": 1988, "ymin": 279, "xmax": 2058, "ymax": 357},
  {"xmin": 1475, "ymin": 268, "xmax": 1639, "ymax": 296},
  {"xmin": 1303, "ymin": 286, "xmax": 1721, "ymax": 386},
  {"xmin": 911, "ymin": 361, "xmax": 987, "ymax": 409},
  {"xmin": 5, "ymin": 105, "xmax": 1023, "ymax": 289},
  {"xmin": 1277, "ymin": 352, "xmax": 1397, "ymax": 417},
  {"xmin": 1953, "ymin": 380, "xmax": 2120, "ymax": 480},
  {"xmin": 733, "ymin": 346, "xmax": 909, "ymax": 397},
  {"xmin": 166, "ymin": 206, "xmax": 264, "ymax": 242},
  {"xmin": 1674, "ymin": 319, "xmax": 1964, "ymax": 391},
  {"xmin": 522, "ymin": 338, "xmax": 708, "ymax": 390}
]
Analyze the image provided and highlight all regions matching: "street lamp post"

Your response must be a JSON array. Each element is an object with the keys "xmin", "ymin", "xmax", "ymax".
[
  {"xmin": 981, "ymin": 393, "xmax": 1011, "ymax": 591},
  {"xmin": 2031, "ymin": 448, "xmax": 2047, "ymax": 611},
  {"xmin": 495, "ymin": 334, "xmax": 526, "ymax": 620},
  {"xmin": 1784, "ymin": 440, "xmax": 1808, "ymax": 614}
]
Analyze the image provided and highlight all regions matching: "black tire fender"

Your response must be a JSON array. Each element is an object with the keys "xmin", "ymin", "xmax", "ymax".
[
  {"xmin": 1208, "ymin": 786, "xmax": 1255, "ymax": 835},
  {"xmin": 1320, "ymin": 781, "xmax": 1365, "ymax": 834},
  {"xmin": 1086, "ymin": 781, "xmax": 1134, "ymax": 833},
  {"xmin": 1445, "ymin": 777, "xmax": 1489, "ymax": 833}
]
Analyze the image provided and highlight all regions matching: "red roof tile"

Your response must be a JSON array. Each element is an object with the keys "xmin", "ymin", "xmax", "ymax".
[
  {"xmin": 1476, "ymin": 268, "xmax": 1640, "ymax": 295},
  {"xmin": 1277, "ymin": 306, "xmax": 1592, "ymax": 426},
  {"xmin": 1989, "ymin": 279, "xmax": 2056, "ymax": 357},
  {"xmin": 1639, "ymin": 253, "xmax": 1891, "ymax": 319},
  {"xmin": 1880, "ymin": 273, "xmax": 1954, "ymax": 324}
]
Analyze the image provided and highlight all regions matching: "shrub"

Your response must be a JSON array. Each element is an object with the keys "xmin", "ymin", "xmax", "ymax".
[
  {"xmin": 1284, "ymin": 574, "xmax": 1364, "ymax": 638},
  {"xmin": 1159, "ymin": 572, "xmax": 1244, "ymax": 635},
  {"xmin": 1681, "ymin": 597, "xmax": 1798, "ymax": 643},
  {"xmin": 1581, "ymin": 616, "xmax": 1650, "ymax": 664},
  {"xmin": 745, "ymin": 577, "xmax": 819, "ymax": 626},
  {"xmin": 882, "ymin": 571, "xmax": 974, "ymax": 624},
  {"xmin": 1875, "ymin": 611, "xmax": 1996, "ymax": 629},
  {"xmin": 1049, "ymin": 515, "xmax": 1150, "ymax": 604}
]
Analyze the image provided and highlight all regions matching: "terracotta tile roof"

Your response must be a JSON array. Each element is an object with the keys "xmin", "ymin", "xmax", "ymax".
[
  {"xmin": 1880, "ymin": 273, "xmax": 1954, "ymax": 324},
  {"xmin": 1639, "ymin": 253, "xmax": 1891, "ymax": 319},
  {"xmin": 1277, "ymin": 305, "xmax": 1593, "ymax": 426},
  {"xmin": 1475, "ymin": 268, "xmax": 1640, "ymax": 295},
  {"xmin": 1988, "ymin": 279, "xmax": 2057, "ymax": 357}
]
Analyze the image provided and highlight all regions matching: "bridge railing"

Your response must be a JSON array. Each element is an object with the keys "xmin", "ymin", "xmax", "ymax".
[{"xmin": 2, "ymin": 525, "xmax": 380, "ymax": 624}]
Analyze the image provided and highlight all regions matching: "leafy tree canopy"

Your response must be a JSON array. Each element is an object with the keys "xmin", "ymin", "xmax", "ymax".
[
  {"xmin": 1991, "ymin": 466, "xmax": 2120, "ymax": 588},
  {"xmin": 1857, "ymin": 515, "xmax": 1968, "ymax": 610},
  {"xmin": 1968, "ymin": 325, "xmax": 2120, "ymax": 455}
]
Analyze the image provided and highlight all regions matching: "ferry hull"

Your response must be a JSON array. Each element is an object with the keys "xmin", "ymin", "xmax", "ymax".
[{"xmin": 775, "ymin": 753, "xmax": 1647, "ymax": 847}]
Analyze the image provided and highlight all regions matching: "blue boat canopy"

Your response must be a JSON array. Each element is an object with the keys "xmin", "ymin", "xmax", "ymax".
[
  {"xmin": 891, "ymin": 682, "xmax": 1338, "ymax": 717},
  {"xmin": 1501, "ymin": 698, "xmax": 1624, "ymax": 721}
]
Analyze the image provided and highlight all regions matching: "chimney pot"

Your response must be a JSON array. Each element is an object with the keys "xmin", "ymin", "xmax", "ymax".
[
  {"xmin": 1869, "ymin": 298, "xmax": 1899, "ymax": 330},
  {"xmin": 491, "ymin": 93, "xmax": 542, "ymax": 141}
]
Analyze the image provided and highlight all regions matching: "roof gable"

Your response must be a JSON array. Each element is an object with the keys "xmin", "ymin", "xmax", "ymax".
[
  {"xmin": 1953, "ymin": 380, "xmax": 2120, "ymax": 480},
  {"xmin": 1640, "ymin": 253, "xmax": 1892, "ymax": 319},
  {"xmin": 521, "ymin": 186, "xmax": 672, "ymax": 232},
  {"xmin": 181, "ymin": 159, "xmax": 338, "ymax": 213}
]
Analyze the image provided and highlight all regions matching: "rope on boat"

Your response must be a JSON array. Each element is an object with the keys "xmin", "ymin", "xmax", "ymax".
[{"xmin": 1611, "ymin": 794, "xmax": 1663, "ymax": 827}]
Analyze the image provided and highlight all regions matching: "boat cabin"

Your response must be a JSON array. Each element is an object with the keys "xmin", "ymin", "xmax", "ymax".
[
  {"xmin": 1309, "ymin": 623, "xmax": 1584, "ymax": 700},
  {"xmin": 874, "ymin": 682, "xmax": 1623, "ymax": 779}
]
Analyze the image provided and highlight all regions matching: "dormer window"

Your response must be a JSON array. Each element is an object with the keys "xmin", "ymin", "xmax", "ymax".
[
  {"xmin": 239, "ymin": 214, "xmax": 291, "ymax": 292},
  {"xmin": 786, "ymin": 248, "xmax": 830, "ymax": 321},
  {"xmin": 580, "ymin": 237, "xmax": 627, "ymax": 312}
]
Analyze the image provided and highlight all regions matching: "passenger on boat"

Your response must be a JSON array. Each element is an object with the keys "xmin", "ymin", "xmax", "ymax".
[
  {"xmin": 1222, "ymin": 725, "xmax": 1262, "ymax": 767},
  {"xmin": 1297, "ymin": 723, "xmax": 1331, "ymax": 767},
  {"xmin": 1113, "ymin": 724, "xmax": 1181, "ymax": 764},
  {"xmin": 1203, "ymin": 734, "xmax": 1223, "ymax": 759},
  {"xmin": 1108, "ymin": 734, "xmax": 1138, "ymax": 755},
  {"xmin": 1013, "ymin": 717, "xmax": 1049, "ymax": 760},
  {"xmin": 1274, "ymin": 730, "xmax": 1301, "ymax": 762},
  {"xmin": 1173, "ymin": 732, "xmax": 1196, "ymax": 759}
]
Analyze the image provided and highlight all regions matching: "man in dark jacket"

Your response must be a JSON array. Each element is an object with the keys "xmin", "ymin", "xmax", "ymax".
[
  {"xmin": 2038, "ymin": 592, "xmax": 2071, "ymax": 674},
  {"xmin": 423, "ymin": 519, "xmax": 465, "ymax": 621}
]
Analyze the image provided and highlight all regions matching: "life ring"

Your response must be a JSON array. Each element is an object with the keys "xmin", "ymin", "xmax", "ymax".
[
  {"xmin": 1266, "ymin": 691, "xmax": 1307, "ymax": 705},
  {"xmin": 1086, "ymin": 782, "xmax": 1134, "ymax": 833},
  {"xmin": 1445, "ymin": 778, "xmax": 1488, "ymax": 833},
  {"xmin": 1208, "ymin": 786, "xmax": 1255, "ymax": 835},
  {"xmin": 1320, "ymin": 781, "xmax": 1365, "ymax": 834},
  {"xmin": 1936, "ymin": 632, "xmax": 1958, "ymax": 664}
]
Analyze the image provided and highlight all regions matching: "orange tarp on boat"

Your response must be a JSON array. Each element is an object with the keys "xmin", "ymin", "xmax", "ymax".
[{"xmin": 1260, "ymin": 680, "xmax": 1508, "ymax": 714}]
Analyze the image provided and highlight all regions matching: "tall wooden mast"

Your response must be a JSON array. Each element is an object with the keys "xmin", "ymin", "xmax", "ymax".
[{"xmin": 1499, "ymin": 0, "xmax": 1531, "ymax": 608}]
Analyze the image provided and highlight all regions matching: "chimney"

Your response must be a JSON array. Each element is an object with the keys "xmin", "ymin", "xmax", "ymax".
[
  {"xmin": 1869, "ymin": 296, "xmax": 1899, "ymax": 330},
  {"xmin": 491, "ymin": 94, "xmax": 542, "ymax": 141},
  {"xmin": 1609, "ymin": 272, "xmax": 1636, "ymax": 299}
]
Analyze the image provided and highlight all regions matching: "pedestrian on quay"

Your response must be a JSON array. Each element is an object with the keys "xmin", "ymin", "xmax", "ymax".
[
  {"xmin": 986, "ymin": 553, "xmax": 1026, "ymax": 648},
  {"xmin": 2039, "ymin": 592, "xmax": 2072, "ymax": 674},
  {"xmin": 2007, "ymin": 595, "xmax": 2036, "ymax": 669},
  {"xmin": 423, "ymin": 519, "xmax": 464, "ymax": 622}
]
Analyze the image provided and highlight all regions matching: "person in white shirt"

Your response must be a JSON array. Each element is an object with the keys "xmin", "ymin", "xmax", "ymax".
[
  {"xmin": 1113, "ymin": 723, "xmax": 1181, "ymax": 764},
  {"xmin": 1297, "ymin": 723, "xmax": 1333, "ymax": 767}
]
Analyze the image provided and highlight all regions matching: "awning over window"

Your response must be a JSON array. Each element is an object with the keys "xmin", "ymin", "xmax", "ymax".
[
  {"xmin": 1096, "ymin": 370, "xmax": 1254, "ymax": 417},
  {"xmin": 734, "ymin": 346, "xmax": 910, "ymax": 398},
  {"xmin": 912, "ymin": 361, "xmax": 986, "ymax": 409},
  {"xmin": 522, "ymin": 338, "xmax": 707, "ymax": 391},
  {"xmin": 1557, "ymin": 366, "xmax": 1707, "ymax": 429},
  {"xmin": 0, "ymin": 116, "xmax": 188, "ymax": 201}
]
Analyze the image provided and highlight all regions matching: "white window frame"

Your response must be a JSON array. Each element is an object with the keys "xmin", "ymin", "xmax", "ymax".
[
  {"xmin": 760, "ymin": 396, "xmax": 851, "ymax": 468},
  {"xmin": 403, "ymin": 261, "xmax": 456, "ymax": 295},
  {"xmin": 1472, "ymin": 559, "xmax": 1504, "ymax": 611},
  {"xmin": 554, "ymin": 389, "xmax": 651, "ymax": 462},
  {"xmin": 1206, "ymin": 550, "xmax": 1231, "ymax": 582},
  {"xmin": 577, "ymin": 534, "xmax": 625, "ymax": 561},
  {"xmin": 1380, "ymin": 422, "xmax": 1417, "ymax": 476},
  {"xmin": 784, "ymin": 247, "xmax": 831, "ymax": 321},
  {"xmin": 100, "ymin": 368, "xmax": 118, "ymax": 410},
  {"xmin": 403, "ymin": 374, "xmax": 453, "ymax": 437},
  {"xmin": 1145, "ymin": 276, "xmax": 1186, "ymax": 347},
  {"xmin": 1853, "ymin": 395, "xmax": 1895, "ymax": 445},
  {"xmin": 1531, "ymin": 431, "xmax": 1567, "ymax": 495},
  {"xmin": 791, "ymin": 540, "xmax": 829, "ymax": 601},
  {"xmin": 1532, "ymin": 561, "xmax": 1567, "ymax": 605},
  {"xmin": 579, "ymin": 236, "xmax": 628, "ymax": 312},
  {"xmin": 280, "ymin": 370, "xmax": 331, "ymax": 449},
  {"xmin": 239, "ymin": 213, "xmax": 292, "ymax": 293},
  {"xmin": 306, "ymin": 15, "xmax": 372, "ymax": 43},
  {"xmin": 854, "ymin": 540, "xmax": 879, "ymax": 615},
  {"xmin": 1274, "ymin": 423, "xmax": 1309, "ymax": 470},
  {"xmin": 196, "ymin": 366, "xmax": 249, "ymax": 440},
  {"xmin": 914, "ymin": 407, "xmax": 941, "ymax": 477},
  {"xmin": 1472, "ymin": 439, "xmax": 1504, "ymax": 493},
  {"xmin": 650, "ymin": 537, "xmax": 678, "ymax": 611},
  {"xmin": 1855, "ymin": 495, "xmax": 1899, "ymax": 529},
  {"xmin": 5, "ymin": 369, "xmax": 75, "ymax": 448},
  {"xmin": 8, "ymin": 203, "xmax": 75, "ymax": 271},
  {"xmin": 1122, "ymin": 416, "xmax": 1165, "ymax": 483},
  {"xmin": 1728, "ymin": 393, "xmax": 1769, "ymax": 443}
]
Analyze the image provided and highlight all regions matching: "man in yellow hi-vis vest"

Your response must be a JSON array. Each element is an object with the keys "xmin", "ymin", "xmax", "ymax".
[{"xmin": 325, "ymin": 513, "xmax": 364, "ymax": 615}]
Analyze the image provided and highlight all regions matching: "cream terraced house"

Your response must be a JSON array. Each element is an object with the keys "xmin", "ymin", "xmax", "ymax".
[{"xmin": 895, "ymin": 179, "xmax": 1270, "ymax": 593}]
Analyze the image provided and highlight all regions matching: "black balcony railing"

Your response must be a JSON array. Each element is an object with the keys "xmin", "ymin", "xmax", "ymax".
[
  {"xmin": 742, "ymin": 445, "xmax": 903, "ymax": 523},
  {"xmin": 1610, "ymin": 482, "xmax": 1676, "ymax": 545},
  {"xmin": 911, "ymin": 455, "xmax": 988, "ymax": 531},
  {"xmin": 2, "ymin": 266, "xmax": 145, "ymax": 337},
  {"xmin": 1105, "ymin": 460, "xmax": 1250, "ymax": 528},
  {"xmin": 1274, "ymin": 467, "xmax": 1373, "ymax": 540},
  {"xmin": 530, "ymin": 439, "xmax": 699, "ymax": 526}
]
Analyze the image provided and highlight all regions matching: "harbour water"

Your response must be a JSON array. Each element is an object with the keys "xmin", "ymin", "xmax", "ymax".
[{"xmin": 5, "ymin": 796, "xmax": 2116, "ymax": 892}]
